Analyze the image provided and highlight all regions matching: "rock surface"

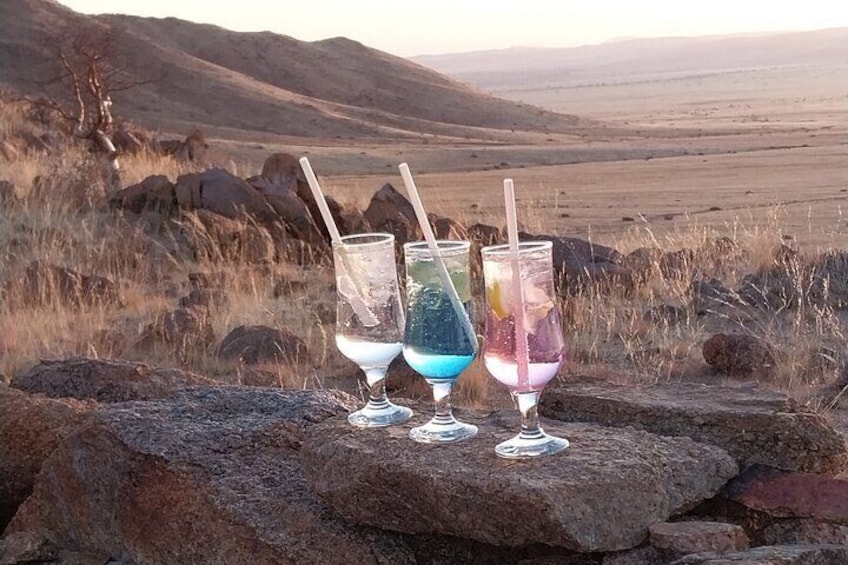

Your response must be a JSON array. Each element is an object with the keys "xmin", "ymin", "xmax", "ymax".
[
  {"xmin": 539, "ymin": 379, "xmax": 847, "ymax": 474},
  {"xmin": 649, "ymin": 521, "xmax": 748, "ymax": 554},
  {"xmin": 301, "ymin": 411, "xmax": 738, "ymax": 552},
  {"xmin": 0, "ymin": 386, "xmax": 92, "ymax": 529},
  {"xmin": 670, "ymin": 545, "xmax": 848, "ymax": 564},
  {"xmin": 11, "ymin": 358, "xmax": 215, "ymax": 403},
  {"xmin": 723, "ymin": 465, "xmax": 848, "ymax": 524},
  {"xmin": 363, "ymin": 183, "xmax": 420, "ymax": 245},
  {"xmin": 3, "ymin": 387, "xmax": 574, "ymax": 565}
]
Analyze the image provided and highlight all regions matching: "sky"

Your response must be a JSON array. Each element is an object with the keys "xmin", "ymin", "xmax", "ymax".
[{"xmin": 60, "ymin": 0, "xmax": 848, "ymax": 57}]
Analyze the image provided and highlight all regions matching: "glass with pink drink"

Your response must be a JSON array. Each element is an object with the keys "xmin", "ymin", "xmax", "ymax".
[{"xmin": 481, "ymin": 240, "xmax": 569, "ymax": 458}]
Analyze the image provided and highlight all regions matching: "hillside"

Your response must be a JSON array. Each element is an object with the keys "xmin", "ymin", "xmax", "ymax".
[
  {"xmin": 0, "ymin": 0, "xmax": 583, "ymax": 140},
  {"xmin": 413, "ymin": 28, "xmax": 848, "ymax": 90}
]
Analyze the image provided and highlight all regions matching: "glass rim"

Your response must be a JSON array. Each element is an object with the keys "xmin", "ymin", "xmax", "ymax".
[
  {"xmin": 404, "ymin": 240, "xmax": 470, "ymax": 257},
  {"xmin": 333, "ymin": 232, "xmax": 395, "ymax": 249},
  {"xmin": 481, "ymin": 240, "xmax": 552, "ymax": 256}
]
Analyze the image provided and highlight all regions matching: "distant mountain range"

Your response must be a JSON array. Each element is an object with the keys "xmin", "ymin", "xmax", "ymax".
[
  {"xmin": 0, "ymin": 0, "xmax": 583, "ymax": 139},
  {"xmin": 412, "ymin": 28, "xmax": 848, "ymax": 90}
]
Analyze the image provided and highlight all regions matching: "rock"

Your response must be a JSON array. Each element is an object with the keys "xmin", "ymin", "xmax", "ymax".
[
  {"xmin": 135, "ymin": 307, "xmax": 217, "ymax": 356},
  {"xmin": 157, "ymin": 128, "xmax": 208, "ymax": 162},
  {"xmin": 301, "ymin": 412, "xmax": 737, "ymax": 552},
  {"xmin": 622, "ymin": 247, "xmax": 662, "ymax": 282},
  {"xmin": 670, "ymin": 545, "xmax": 848, "ymax": 564},
  {"xmin": 723, "ymin": 465, "xmax": 848, "ymax": 525},
  {"xmin": 3, "ymin": 387, "xmax": 425, "ymax": 564},
  {"xmin": 702, "ymin": 333, "xmax": 776, "ymax": 378},
  {"xmin": 0, "ymin": 531, "xmax": 61, "ymax": 564},
  {"xmin": 761, "ymin": 519, "xmax": 848, "ymax": 546},
  {"xmin": 258, "ymin": 152, "xmax": 306, "ymax": 193},
  {"xmin": 433, "ymin": 215, "xmax": 467, "ymax": 240},
  {"xmin": 175, "ymin": 168, "xmax": 275, "ymax": 221},
  {"xmin": 737, "ymin": 268, "xmax": 800, "ymax": 311},
  {"xmin": 7, "ymin": 261, "xmax": 120, "ymax": 309},
  {"xmin": 649, "ymin": 521, "xmax": 749, "ymax": 554},
  {"xmin": 522, "ymin": 233, "xmax": 631, "ymax": 295},
  {"xmin": 252, "ymin": 179, "xmax": 326, "ymax": 244},
  {"xmin": 109, "ymin": 174, "xmax": 176, "ymax": 214},
  {"xmin": 659, "ymin": 248, "xmax": 696, "ymax": 279},
  {"xmin": 11, "ymin": 358, "xmax": 215, "ymax": 403},
  {"xmin": 0, "ymin": 180, "xmax": 24, "ymax": 207},
  {"xmin": 602, "ymin": 546, "xmax": 669, "ymax": 565},
  {"xmin": 185, "ymin": 209, "xmax": 276, "ymax": 263},
  {"xmin": 643, "ymin": 304, "xmax": 688, "ymax": 327},
  {"xmin": 538, "ymin": 379, "xmax": 847, "ymax": 474},
  {"xmin": 217, "ymin": 325, "xmax": 309, "ymax": 366},
  {"xmin": 811, "ymin": 250, "xmax": 848, "ymax": 309},
  {"xmin": 178, "ymin": 288, "xmax": 229, "ymax": 311},
  {"xmin": 0, "ymin": 386, "xmax": 92, "ymax": 529},
  {"xmin": 467, "ymin": 223, "xmax": 502, "ymax": 248},
  {"xmin": 363, "ymin": 183, "xmax": 420, "ymax": 245}
]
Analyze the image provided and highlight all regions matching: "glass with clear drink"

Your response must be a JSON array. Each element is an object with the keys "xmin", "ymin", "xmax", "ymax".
[{"xmin": 333, "ymin": 233, "xmax": 413, "ymax": 427}]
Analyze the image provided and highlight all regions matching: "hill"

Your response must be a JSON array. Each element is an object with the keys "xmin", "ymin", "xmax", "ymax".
[
  {"xmin": 0, "ymin": 0, "xmax": 583, "ymax": 140},
  {"xmin": 413, "ymin": 28, "xmax": 848, "ymax": 91}
]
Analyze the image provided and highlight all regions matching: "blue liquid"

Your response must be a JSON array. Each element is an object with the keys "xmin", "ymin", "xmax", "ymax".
[
  {"xmin": 403, "ymin": 283, "xmax": 476, "ymax": 379},
  {"xmin": 403, "ymin": 348, "xmax": 474, "ymax": 380}
]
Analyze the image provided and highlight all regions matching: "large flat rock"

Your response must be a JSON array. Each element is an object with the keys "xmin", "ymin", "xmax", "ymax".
[
  {"xmin": 3, "ymin": 387, "xmax": 582, "ymax": 565},
  {"xmin": 539, "ymin": 379, "xmax": 847, "ymax": 474},
  {"xmin": 301, "ymin": 410, "xmax": 738, "ymax": 552}
]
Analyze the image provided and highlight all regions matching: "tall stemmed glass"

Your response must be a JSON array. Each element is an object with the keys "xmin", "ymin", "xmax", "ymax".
[
  {"xmin": 333, "ymin": 233, "xmax": 413, "ymax": 427},
  {"xmin": 403, "ymin": 240, "xmax": 479, "ymax": 443},
  {"xmin": 481, "ymin": 240, "xmax": 569, "ymax": 458}
]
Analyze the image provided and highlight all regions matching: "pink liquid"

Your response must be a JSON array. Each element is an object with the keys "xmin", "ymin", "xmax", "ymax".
[{"xmin": 483, "ymin": 307, "xmax": 564, "ymax": 392}]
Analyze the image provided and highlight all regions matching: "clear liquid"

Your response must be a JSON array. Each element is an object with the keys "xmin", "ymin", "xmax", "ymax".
[
  {"xmin": 336, "ymin": 335, "xmax": 402, "ymax": 368},
  {"xmin": 483, "ymin": 354, "xmax": 561, "ymax": 392}
]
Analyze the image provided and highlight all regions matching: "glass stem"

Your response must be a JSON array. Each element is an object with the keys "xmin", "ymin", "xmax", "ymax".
[
  {"xmin": 431, "ymin": 381, "xmax": 456, "ymax": 425},
  {"xmin": 363, "ymin": 367, "xmax": 390, "ymax": 410},
  {"xmin": 514, "ymin": 391, "xmax": 544, "ymax": 440}
]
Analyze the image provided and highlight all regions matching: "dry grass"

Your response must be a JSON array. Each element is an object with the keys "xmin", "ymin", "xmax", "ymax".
[{"xmin": 2, "ymin": 97, "xmax": 848, "ymax": 416}]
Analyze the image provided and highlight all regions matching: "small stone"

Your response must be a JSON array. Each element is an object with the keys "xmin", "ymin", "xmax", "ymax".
[
  {"xmin": 649, "ymin": 521, "xmax": 748, "ymax": 554},
  {"xmin": 216, "ymin": 325, "xmax": 309, "ymax": 366},
  {"xmin": 702, "ymin": 333, "xmax": 776, "ymax": 378}
]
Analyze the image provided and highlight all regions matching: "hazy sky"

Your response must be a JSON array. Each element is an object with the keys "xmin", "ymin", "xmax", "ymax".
[{"xmin": 60, "ymin": 0, "xmax": 848, "ymax": 56}]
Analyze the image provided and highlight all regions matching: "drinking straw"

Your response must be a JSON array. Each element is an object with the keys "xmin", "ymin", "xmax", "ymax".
[
  {"xmin": 504, "ymin": 179, "xmax": 530, "ymax": 390},
  {"xmin": 398, "ymin": 163, "xmax": 477, "ymax": 351},
  {"xmin": 299, "ymin": 157, "xmax": 378, "ymax": 326}
]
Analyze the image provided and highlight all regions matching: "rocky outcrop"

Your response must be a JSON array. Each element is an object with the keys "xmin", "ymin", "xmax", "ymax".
[
  {"xmin": 175, "ymin": 168, "xmax": 276, "ymax": 221},
  {"xmin": 301, "ymin": 412, "xmax": 737, "ymax": 552},
  {"xmin": 363, "ymin": 183, "xmax": 420, "ymax": 245},
  {"xmin": 539, "ymin": 379, "xmax": 847, "ymax": 474},
  {"xmin": 0, "ymin": 386, "xmax": 92, "ymax": 529},
  {"xmin": 11, "ymin": 358, "xmax": 215, "ymax": 403}
]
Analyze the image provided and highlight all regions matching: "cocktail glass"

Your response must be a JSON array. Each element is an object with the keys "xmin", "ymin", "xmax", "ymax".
[
  {"xmin": 333, "ymin": 233, "xmax": 413, "ymax": 427},
  {"xmin": 403, "ymin": 240, "xmax": 479, "ymax": 443},
  {"xmin": 481, "ymin": 240, "xmax": 569, "ymax": 458}
]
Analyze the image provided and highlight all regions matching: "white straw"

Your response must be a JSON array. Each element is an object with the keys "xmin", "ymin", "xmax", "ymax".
[
  {"xmin": 504, "ymin": 179, "xmax": 530, "ymax": 389},
  {"xmin": 299, "ymin": 157, "xmax": 342, "ymax": 244},
  {"xmin": 299, "ymin": 157, "xmax": 377, "ymax": 326},
  {"xmin": 398, "ymin": 163, "xmax": 477, "ymax": 350}
]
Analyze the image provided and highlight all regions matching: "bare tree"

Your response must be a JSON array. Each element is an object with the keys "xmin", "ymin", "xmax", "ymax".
[{"xmin": 31, "ymin": 24, "xmax": 149, "ymax": 190}]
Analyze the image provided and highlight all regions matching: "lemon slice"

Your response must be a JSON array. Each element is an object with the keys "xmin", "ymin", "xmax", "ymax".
[{"xmin": 488, "ymin": 280, "xmax": 511, "ymax": 319}]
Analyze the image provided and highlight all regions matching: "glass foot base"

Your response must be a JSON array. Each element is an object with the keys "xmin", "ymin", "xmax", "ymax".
[
  {"xmin": 348, "ymin": 402, "xmax": 413, "ymax": 428},
  {"xmin": 495, "ymin": 431, "xmax": 569, "ymax": 459},
  {"xmin": 409, "ymin": 418, "xmax": 478, "ymax": 444}
]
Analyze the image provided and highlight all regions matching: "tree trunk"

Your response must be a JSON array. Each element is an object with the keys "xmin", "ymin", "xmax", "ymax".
[{"xmin": 91, "ymin": 130, "xmax": 120, "ymax": 192}]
